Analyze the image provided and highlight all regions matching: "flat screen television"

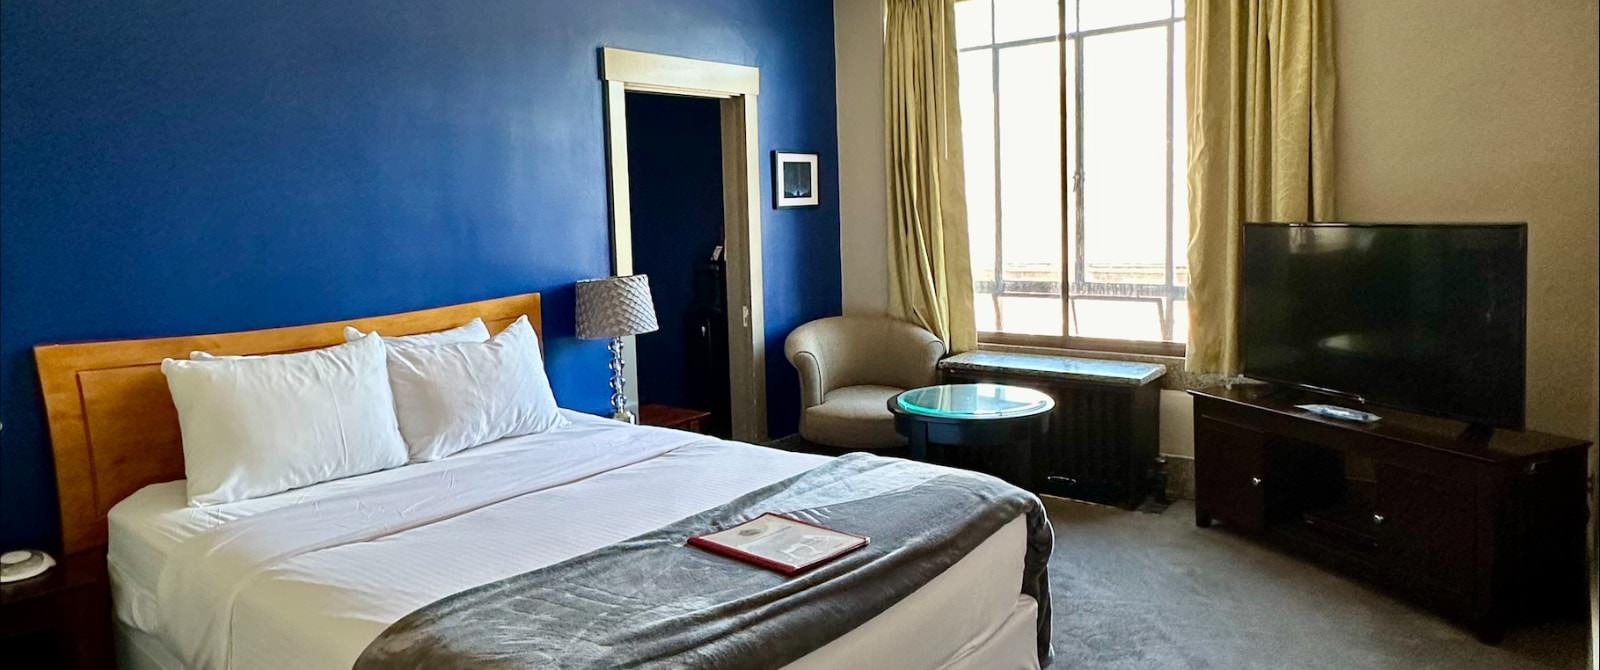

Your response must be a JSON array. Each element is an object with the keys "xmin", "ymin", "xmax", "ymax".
[{"xmin": 1240, "ymin": 223, "xmax": 1527, "ymax": 430}]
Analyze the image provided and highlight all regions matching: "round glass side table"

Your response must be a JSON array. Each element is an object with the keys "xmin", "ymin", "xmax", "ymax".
[{"xmin": 888, "ymin": 383, "xmax": 1054, "ymax": 488}]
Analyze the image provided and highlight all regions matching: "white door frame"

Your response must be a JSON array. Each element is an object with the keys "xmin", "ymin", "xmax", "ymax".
[{"xmin": 600, "ymin": 47, "xmax": 767, "ymax": 442}]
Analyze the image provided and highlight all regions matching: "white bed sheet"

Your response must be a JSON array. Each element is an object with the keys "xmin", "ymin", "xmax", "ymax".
[{"xmin": 108, "ymin": 410, "xmax": 1032, "ymax": 670}]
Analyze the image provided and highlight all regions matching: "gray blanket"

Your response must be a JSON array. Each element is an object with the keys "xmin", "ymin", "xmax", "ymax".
[{"xmin": 355, "ymin": 453, "xmax": 1054, "ymax": 669}]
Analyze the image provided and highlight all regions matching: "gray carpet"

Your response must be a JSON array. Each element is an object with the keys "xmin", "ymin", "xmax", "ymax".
[{"xmin": 1045, "ymin": 497, "xmax": 1588, "ymax": 669}]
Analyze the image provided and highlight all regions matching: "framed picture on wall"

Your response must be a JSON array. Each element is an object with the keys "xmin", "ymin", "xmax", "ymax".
[{"xmin": 773, "ymin": 151, "xmax": 819, "ymax": 208}]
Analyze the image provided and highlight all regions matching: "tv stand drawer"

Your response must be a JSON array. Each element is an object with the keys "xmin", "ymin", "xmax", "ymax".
[{"xmin": 1194, "ymin": 415, "xmax": 1267, "ymax": 532}]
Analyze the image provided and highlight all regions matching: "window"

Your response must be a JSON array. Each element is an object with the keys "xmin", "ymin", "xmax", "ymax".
[{"xmin": 957, "ymin": 0, "xmax": 1187, "ymax": 355}]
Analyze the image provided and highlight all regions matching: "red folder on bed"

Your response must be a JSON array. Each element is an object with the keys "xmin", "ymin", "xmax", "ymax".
[{"xmin": 688, "ymin": 513, "xmax": 869, "ymax": 576}]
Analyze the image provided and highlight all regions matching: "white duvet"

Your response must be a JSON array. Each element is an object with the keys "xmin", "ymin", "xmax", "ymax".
[{"xmin": 109, "ymin": 411, "xmax": 1031, "ymax": 670}]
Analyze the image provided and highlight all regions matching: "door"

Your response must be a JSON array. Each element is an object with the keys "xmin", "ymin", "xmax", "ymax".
[
  {"xmin": 600, "ymin": 48, "xmax": 766, "ymax": 441},
  {"xmin": 1374, "ymin": 463, "xmax": 1476, "ymax": 611},
  {"xmin": 1194, "ymin": 415, "xmax": 1268, "ymax": 532},
  {"xmin": 625, "ymin": 92, "xmax": 733, "ymax": 437}
]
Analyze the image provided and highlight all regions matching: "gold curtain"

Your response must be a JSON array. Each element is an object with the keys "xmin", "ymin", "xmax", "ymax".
[
  {"xmin": 884, "ymin": 0, "xmax": 976, "ymax": 353},
  {"xmin": 1186, "ymin": 0, "xmax": 1336, "ymax": 374}
]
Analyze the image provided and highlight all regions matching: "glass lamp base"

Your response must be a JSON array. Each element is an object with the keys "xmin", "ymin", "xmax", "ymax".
[{"xmin": 608, "ymin": 337, "xmax": 637, "ymax": 424}]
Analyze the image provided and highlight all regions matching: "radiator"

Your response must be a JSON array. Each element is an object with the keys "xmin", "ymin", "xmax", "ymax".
[{"xmin": 940, "ymin": 352, "xmax": 1165, "ymax": 509}]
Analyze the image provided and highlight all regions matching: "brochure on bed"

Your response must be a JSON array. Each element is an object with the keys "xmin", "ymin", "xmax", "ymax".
[{"xmin": 689, "ymin": 512, "xmax": 869, "ymax": 575}]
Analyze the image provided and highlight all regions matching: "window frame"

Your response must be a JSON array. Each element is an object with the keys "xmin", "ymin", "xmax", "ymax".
[{"xmin": 962, "ymin": 0, "xmax": 1187, "ymax": 358}]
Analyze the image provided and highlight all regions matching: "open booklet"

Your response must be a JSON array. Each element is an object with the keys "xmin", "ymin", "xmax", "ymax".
[{"xmin": 688, "ymin": 513, "xmax": 870, "ymax": 576}]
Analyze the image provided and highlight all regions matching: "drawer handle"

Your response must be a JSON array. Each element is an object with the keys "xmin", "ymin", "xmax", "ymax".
[
  {"xmin": 1371, "ymin": 513, "xmax": 1386, "ymax": 526},
  {"xmin": 1249, "ymin": 477, "xmax": 1263, "ymax": 487},
  {"xmin": 1046, "ymin": 475, "xmax": 1078, "ymax": 486}
]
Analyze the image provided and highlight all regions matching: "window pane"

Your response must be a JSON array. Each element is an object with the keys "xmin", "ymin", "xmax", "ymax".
[
  {"xmin": 994, "ymin": 0, "xmax": 1059, "ymax": 43},
  {"xmin": 1080, "ymin": 27, "xmax": 1166, "ymax": 287},
  {"xmin": 1171, "ymin": 298, "xmax": 1188, "ymax": 343},
  {"xmin": 1078, "ymin": 0, "xmax": 1173, "ymax": 31},
  {"xmin": 997, "ymin": 41, "xmax": 1063, "ymax": 335},
  {"xmin": 955, "ymin": 0, "xmax": 993, "ymax": 49},
  {"xmin": 999, "ymin": 295, "xmax": 1062, "ymax": 336},
  {"xmin": 960, "ymin": 49, "xmax": 997, "ymax": 321},
  {"xmin": 975, "ymin": 293, "xmax": 999, "ymax": 332},
  {"xmin": 1070, "ymin": 298, "xmax": 1163, "ymax": 341},
  {"xmin": 961, "ymin": 1, "xmax": 1186, "ymax": 350},
  {"xmin": 1172, "ymin": 25, "xmax": 1189, "ymax": 288}
]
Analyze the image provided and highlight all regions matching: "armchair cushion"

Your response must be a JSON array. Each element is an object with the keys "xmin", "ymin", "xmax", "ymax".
[{"xmin": 801, "ymin": 385, "xmax": 905, "ymax": 450}]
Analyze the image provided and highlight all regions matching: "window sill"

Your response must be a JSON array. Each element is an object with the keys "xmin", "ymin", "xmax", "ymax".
[
  {"xmin": 974, "ymin": 341, "xmax": 1230, "ymax": 391},
  {"xmin": 978, "ymin": 340, "xmax": 1183, "ymax": 369}
]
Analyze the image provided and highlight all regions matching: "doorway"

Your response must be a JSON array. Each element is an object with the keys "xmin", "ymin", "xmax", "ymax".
[
  {"xmin": 625, "ymin": 92, "xmax": 731, "ymax": 438},
  {"xmin": 600, "ymin": 48, "xmax": 766, "ymax": 442}
]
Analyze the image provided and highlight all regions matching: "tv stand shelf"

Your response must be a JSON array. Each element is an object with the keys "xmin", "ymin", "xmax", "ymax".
[{"xmin": 1190, "ymin": 384, "xmax": 1590, "ymax": 643}]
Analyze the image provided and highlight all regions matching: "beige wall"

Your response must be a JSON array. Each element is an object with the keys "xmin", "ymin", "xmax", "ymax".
[
  {"xmin": 1159, "ymin": 391, "xmax": 1196, "ymax": 458},
  {"xmin": 1336, "ymin": 0, "xmax": 1599, "ymax": 441},
  {"xmin": 835, "ymin": 0, "xmax": 891, "ymax": 316}
]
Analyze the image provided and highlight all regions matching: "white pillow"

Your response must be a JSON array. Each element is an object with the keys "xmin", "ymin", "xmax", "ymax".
[
  {"xmin": 384, "ymin": 315, "xmax": 564, "ymax": 462},
  {"xmin": 162, "ymin": 333, "xmax": 409, "ymax": 505},
  {"xmin": 187, "ymin": 318, "xmax": 491, "ymax": 362},
  {"xmin": 344, "ymin": 317, "xmax": 489, "ymax": 346}
]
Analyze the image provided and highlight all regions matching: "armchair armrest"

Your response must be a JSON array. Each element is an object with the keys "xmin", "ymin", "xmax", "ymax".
[
  {"xmin": 784, "ymin": 325, "xmax": 831, "ymax": 409},
  {"xmin": 886, "ymin": 326, "xmax": 945, "ymax": 390}
]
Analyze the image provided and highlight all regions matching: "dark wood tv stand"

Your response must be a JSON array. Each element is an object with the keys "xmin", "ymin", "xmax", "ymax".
[{"xmin": 1190, "ymin": 384, "xmax": 1590, "ymax": 643}]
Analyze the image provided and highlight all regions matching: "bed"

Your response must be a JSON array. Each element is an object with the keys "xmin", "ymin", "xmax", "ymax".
[{"xmin": 35, "ymin": 292, "xmax": 1049, "ymax": 669}]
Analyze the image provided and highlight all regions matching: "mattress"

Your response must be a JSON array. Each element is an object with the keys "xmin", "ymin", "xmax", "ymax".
[{"xmin": 108, "ymin": 410, "xmax": 1031, "ymax": 670}]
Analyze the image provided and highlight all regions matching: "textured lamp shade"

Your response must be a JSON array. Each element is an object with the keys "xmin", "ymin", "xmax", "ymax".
[{"xmin": 575, "ymin": 275, "xmax": 660, "ymax": 340}]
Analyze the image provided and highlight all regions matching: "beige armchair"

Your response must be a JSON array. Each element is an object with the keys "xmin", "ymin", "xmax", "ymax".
[{"xmin": 783, "ymin": 316, "xmax": 945, "ymax": 449}]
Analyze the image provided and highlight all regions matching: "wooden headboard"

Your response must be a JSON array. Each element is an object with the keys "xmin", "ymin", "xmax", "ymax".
[{"xmin": 34, "ymin": 292, "xmax": 542, "ymax": 554}]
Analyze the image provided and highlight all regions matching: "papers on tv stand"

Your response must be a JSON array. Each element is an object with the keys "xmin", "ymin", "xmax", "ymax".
[
  {"xmin": 1296, "ymin": 403, "xmax": 1381, "ymax": 423},
  {"xmin": 689, "ymin": 513, "xmax": 869, "ymax": 576}
]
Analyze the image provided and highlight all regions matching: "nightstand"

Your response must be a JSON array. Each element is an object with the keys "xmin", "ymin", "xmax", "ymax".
[
  {"xmin": 639, "ymin": 404, "xmax": 712, "ymax": 433},
  {"xmin": 1, "ymin": 551, "xmax": 114, "ymax": 669}
]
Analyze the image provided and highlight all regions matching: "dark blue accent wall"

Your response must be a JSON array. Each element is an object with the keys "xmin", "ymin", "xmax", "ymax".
[
  {"xmin": 625, "ymin": 93, "xmax": 724, "ymax": 412},
  {"xmin": 0, "ymin": 1, "xmax": 840, "ymax": 550}
]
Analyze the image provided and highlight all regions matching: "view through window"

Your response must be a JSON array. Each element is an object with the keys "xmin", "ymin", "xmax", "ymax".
[{"xmin": 956, "ymin": 0, "xmax": 1187, "ymax": 353}]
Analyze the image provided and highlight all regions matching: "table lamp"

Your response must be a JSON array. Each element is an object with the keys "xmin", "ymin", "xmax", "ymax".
[{"xmin": 575, "ymin": 274, "xmax": 659, "ymax": 423}]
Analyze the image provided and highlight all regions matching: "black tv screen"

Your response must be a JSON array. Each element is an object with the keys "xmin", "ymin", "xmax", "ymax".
[{"xmin": 1241, "ymin": 223, "xmax": 1526, "ymax": 429}]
